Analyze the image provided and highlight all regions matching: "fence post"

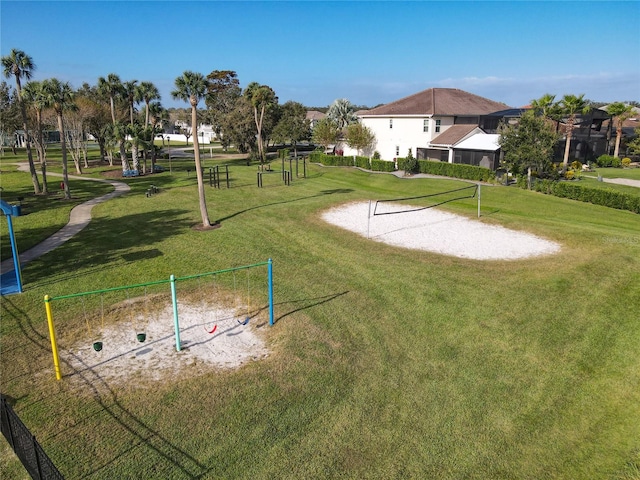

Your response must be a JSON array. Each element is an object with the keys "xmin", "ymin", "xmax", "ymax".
[
  {"xmin": 268, "ymin": 258, "xmax": 274, "ymax": 326},
  {"xmin": 170, "ymin": 275, "xmax": 181, "ymax": 351},
  {"xmin": 44, "ymin": 295, "xmax": 62, "ymax": 380}
]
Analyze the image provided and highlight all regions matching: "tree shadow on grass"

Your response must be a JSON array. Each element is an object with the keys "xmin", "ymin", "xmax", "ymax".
[
  {"xmin": 214, "ymin": 189, "xmax": 353, "ymax": 224},
  {"xmin": 21, "ymin": 208, "xmax": 192, "ymax": 288}
]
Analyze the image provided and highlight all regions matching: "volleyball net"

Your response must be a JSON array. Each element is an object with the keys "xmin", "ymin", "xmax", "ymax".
[{"xmin": 372, "ymin": 184, "xmax": 479, "ymax": 217}]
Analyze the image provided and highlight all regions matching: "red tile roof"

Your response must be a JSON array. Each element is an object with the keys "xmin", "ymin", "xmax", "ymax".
[{"xmin": 362, "ymin": 88, "xmax": 510, "ymax": 116}]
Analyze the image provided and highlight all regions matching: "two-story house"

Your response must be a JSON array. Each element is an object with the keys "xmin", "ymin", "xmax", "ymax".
[{"xmin": 346, "ymin": 88, "xmax": 510, "ymax": 168}]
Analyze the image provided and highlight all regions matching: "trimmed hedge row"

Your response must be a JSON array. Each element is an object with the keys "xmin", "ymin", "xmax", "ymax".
[
  {"xmin": 417, "ymin": 160, "xmax": 495, "ymax": 182},
  {"xmin": 531, "ymin": 179, "xmax": 640, "ymax": 214},
  {"xmin": 309, "ymin": 152, "xmax": 396, "ymax": 172}
]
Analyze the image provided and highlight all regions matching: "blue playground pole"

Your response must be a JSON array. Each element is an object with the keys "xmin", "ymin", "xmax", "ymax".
[
  {"xmin": 268, "ymin": 258, "xmax": 274, "ymax": 326},
  {"xmin": 170, "ymin": 274, "xmax": 181, "ymax": 351}
]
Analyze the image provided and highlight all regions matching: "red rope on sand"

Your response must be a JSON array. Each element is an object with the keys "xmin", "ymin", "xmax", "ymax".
[{"xmin": 206, "ymin": 325, "xmax": 217, "ymax": 334}]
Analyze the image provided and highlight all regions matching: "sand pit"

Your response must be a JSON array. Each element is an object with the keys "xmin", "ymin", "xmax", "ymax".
[
  {"xmin": 64, "ymin": 302, "xmax": 269, "ymax": 385},
  {"xmin": 322, "ymin": 201, "xmax": 561, "ymax": 260}
]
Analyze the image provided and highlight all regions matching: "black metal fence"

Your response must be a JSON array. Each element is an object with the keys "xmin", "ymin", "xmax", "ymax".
[{"xmin": 1, "ymin": 395, "xmax": 64, "ymax": 480}]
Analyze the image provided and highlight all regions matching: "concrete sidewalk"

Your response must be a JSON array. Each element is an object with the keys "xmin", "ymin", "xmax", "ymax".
[{"xmin": 1, "ymin": 166, "xmax": 130, "ymax": 272}]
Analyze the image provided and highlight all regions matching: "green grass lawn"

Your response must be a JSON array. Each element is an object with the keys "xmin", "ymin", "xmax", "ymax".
[
  {"xmin": 1, "ymin": 148, "xmax": 640, "ymax": 479},
  {"xmin": 584, "ymin": 166, "xmax": 640, "ymax": 180}
]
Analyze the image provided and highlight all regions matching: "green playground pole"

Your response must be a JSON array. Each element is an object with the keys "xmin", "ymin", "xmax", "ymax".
[{"xmin": 170, "ymin": 274, "xmax": 181, "ymax": 351}]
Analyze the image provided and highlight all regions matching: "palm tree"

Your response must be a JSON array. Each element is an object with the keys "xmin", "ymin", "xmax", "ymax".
[
  {"xmin": 244, "ymin": 82, "xmax": 278, "ymax": 163},
  {"xmin": 327, "ymin": 98, "xmax": 358, "ymax": 131},
  {"xmin": 136, "ymin": 81, "xmax": 161, "ymax": 126},
  {"xmin": 42, "ymin": 78, "xmax": 74, "ymax": 200},
  {"xmin": 172, "ymin": 71, "xmax": 217, "ymax": 229},
  {"xmin": 126, "ymin": 123, "xmax": 149, "ymax": 173},
  {"xmin": 97, "ymin": 73, "xmax": 123, "ymax": 125},
  {"xmin": 148, "ymin": 101, "xmax": 167, "ymax": 171},
  {"xmin": 531, "ymin": 93, "xmax": 563, "ymax": 131},
  {"xmin": 122, "ymin": 80, "xmax": 138, "ymax": 126},
  {"xmin": 22, "ymin": 80, "xmax": 50, "ymax": 193},
  {"xmin": 606, "ymin": 102, "xmax": 635, "ymax": 158},
  {"xmin": 559, "ymin": 94, "xmax": 590, "ymax": 173},
  {"xmin": 2, "ymin": 48, "xmax": 41, "ymax": 193}
]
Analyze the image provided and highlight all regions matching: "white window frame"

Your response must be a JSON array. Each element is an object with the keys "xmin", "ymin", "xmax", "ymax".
[
  {"xmin": 395, "ymin": 145, "xmax": 400, "ymax": 156},
  {"xmin": 423, "ymin": 119, "xmax": 429, "ymax": 133},
  {"xmin": 389, "ymin": 119, "xmax": 393, "ymax": 129},
  {"xmin": 435, "ymin": 119, "xmax": 441, "ymax": 133}
]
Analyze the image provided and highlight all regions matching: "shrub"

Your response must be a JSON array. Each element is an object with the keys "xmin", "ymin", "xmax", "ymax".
[
  {"xmin": 622, "ymin": 157, "xmax": 631, "ymax": 167},
  {"xmin": 372, "ymin": 151, "xmax": 381, "ymax": 160},
  {"xmin": 417, "ymin": 160, "xmax": 495, "ymax": 182},
  {"xmin": 354, "ymin": 156, "xmax": 371, "ymax": 169},
  {"xmin": 528, "ymin": 179, "xmax": 640, "ymax": 214},
  {"xmin": 596, "ymin": 154, "xmax": 617, "ymax": 168},
  {"xmin": 371, "ymin": 159, "xmax": 396, "ymax": 172}
]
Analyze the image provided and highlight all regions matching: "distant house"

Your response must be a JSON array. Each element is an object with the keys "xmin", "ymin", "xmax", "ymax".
[
  {"xmin": 306, "ymin": 110, "xmax": 326, "ymax": 130},
  {"xmin": 347, "ymin": 88, "xmax": 510, "ymax": 168}
]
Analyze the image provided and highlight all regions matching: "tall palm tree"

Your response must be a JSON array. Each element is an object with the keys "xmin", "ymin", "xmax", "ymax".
[
  {"xmin": 559, "ymin": 94, "xmax": 590, "ymax": 173},
  {"xmin": 606, "ymin": 102, "xmax": 635, "ymax": 158},
  {"xmin": 22, "ymin": 80, "xmax": 50, "ymax": 193},
  {"xmin": 148, "ymin": 101, "xmax": 167, "ymax": 171},
  {"xmin": 136, "ymin": 81, "xmax": 161, "ymax": 126},
  {"xmin": 2, "ymin": 48, "xmax": 41, "ymax": 193},
  {"xmin": 97, "ymin": 73, "xmax": 123, "ymax": 125},
  {"xmin": 42, "ymin": 78, "xmax": 74, "ymax": 200},
  {"xmin": 531, "ymin": 93, "xmax": 563, "ymax": 131},
  {"xmin": 172, "ymin": 71, "xmax": 217, "ymax": 229},
  {"xmin": 122, "ymin": 80, "xmax": 138, "ymax": 126}
]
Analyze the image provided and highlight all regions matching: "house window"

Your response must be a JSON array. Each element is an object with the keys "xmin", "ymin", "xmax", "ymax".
[
  {"xmin": 390, "ymin": 119, "xmax": 393, "ymax": 129},
  {"xmin": 395, "ymin": 145, "xmax": 400, "ymax": 156},
  {"xmin": 423, "ymin": 119, "xmax": 429, "ymax": 132},
  {"xmin": 435, "ymin": 119, "xmax": 441, "ymax": 133}
]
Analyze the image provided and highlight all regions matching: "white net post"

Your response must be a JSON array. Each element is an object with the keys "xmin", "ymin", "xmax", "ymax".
[
  {"xmin": 367, "ymin": 200, "xmax": 372, "ymax": 239},
  {"xmin": 477, "ymin": 184, "xmax": 481, "ymax": 218}
]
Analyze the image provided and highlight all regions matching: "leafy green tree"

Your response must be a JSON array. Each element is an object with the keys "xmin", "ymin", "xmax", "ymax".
[
  {"xmin": 626, "ymin": 127, "xmax": 640, "ymax": 155},
  {"xmin": 606, "ymin": 102, "xmax": 635, "ymax": 158},
  {"xmin": 345, "ymin": 121, "xmax": 375, "ymax": 156},
  {"xmin": 0, "ymin": 81, "xmax": 20, "ymax": 155},
  {"xmin": 498, "ymin": 109, "xmax": 559, "ymax": 182},
  {"xmin": 42, "ymin": 78, "xmax": 74, "ymax": 199},
  {"xmin": 77, "ymin": 83, "xmax": 112, "ymax": 164},
  {"xmin": 22, "ymin": 80, "xmax": 50, "ymax": 192},
  {"xmin": 126, "ymin": 123, "xmax": 149, "ymax": 173},
  {"xmin": 244, "ymin": 82, "xmax": 278, "ymax": 163},
  {"xmin": 172, "ymin": 71, "xmax": 216, "ymax": 229},
  {"xmin": 559, "ymin": 94, "xmax": 590, "ymax": 173},
  {"xmin": 205, "ymin": 70, "xmax": 241, "ymax": 147},
  {"xmin": 271, "ymin": 101, "xmax": 310, "ymax": 157},
  {"xmin": 312, "ymin": 118, "xmax": 340, "ymax": 152},
  {"xmin": 2, "ymin": 48, "xmax": 41, "ymax": 193},
  {"xmin": 216, "ymin": 95, "xmax": 256, "ymax": 156}
]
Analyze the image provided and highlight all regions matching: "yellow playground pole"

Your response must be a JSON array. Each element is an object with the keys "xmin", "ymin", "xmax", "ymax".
[{"xmin": 44, "ymin": 295, "xmax": 62, "ymax": 380}]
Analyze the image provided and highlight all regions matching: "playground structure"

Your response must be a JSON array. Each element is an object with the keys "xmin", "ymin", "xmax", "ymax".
[
  {"xmin": 44, "ymin": 259, "xmax": 274, "ymax": 380},
  {"xmin": 0, "ymin": 199, "xmax": 23, "ymax": 295},
  {"xmin": 257, "ymin": 156, "xmax": 307, "ymax": 188}
]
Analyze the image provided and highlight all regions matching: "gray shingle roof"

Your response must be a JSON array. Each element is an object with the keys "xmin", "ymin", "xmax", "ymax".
[{"xmin": 363, "ymin": 88, "xmax": 510, "ymax": 116}]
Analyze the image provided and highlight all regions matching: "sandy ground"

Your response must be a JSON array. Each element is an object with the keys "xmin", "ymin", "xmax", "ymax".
[
  {"xmin": 322, "ymin": 201, "xmax": 561, "ymax": 260},
  {"xmin": 63, "ymin": 302, "xmax": 269, "ymax": 386}
]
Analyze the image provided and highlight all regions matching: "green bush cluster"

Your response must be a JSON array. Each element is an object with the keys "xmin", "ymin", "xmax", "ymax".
[
  {"xmin": 371, "ymin": 159, "xmax": 396, "ymax": 172},
  {"xmin": 308, "ymin": 152, "xmax": 353, "ymax": 167},
  {"xmin": 354, "ymin": 156, "xmax": 371, "ymax": 169},
  {"xmin": 417, "ymin": 160, "xmax": 494, "ymax": 182},
  {"xmin": 596, "ymin": 155, "xmax": 622, "ymax": 168},
  {"xmin": 530, "ymin": 179, "xmax": 640, "ymax": 214}
]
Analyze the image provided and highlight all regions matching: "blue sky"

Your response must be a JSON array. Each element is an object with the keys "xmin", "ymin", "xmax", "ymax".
[{"xmin": 2, "ymin": 1, "xmax": 639, "ymax": 109}]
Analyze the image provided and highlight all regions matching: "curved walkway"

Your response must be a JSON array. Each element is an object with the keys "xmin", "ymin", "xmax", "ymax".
[{"xmin": 1, "ymin": 166, "xmax": 130, "ymax": 272}]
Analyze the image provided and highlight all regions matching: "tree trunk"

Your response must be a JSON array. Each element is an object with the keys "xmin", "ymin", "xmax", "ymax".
[
  {"xmin": 19, "ymin": 101, "xmax": 41, "ymax": 194},
  {"xmin": 57, "ymin": 113, "xmax": 71, "ymax": 200},
  {"xmin": 132, "ymin": 144, "xmax": 141, "ymax": 172},
  {"xmin": 119, "ymin": 140, "xmax": 130, "ymax": 172},
  {"xmin": 613, "ymin": 120, "xmax": 623, "ymax": 158},
  {"xmin": 192, "ymin": 104, "xmax": 213, "ymax": 228},
  {"xmin": 562, "ymin": 124, "xmax": 574, "ymax": 174},
  {"xmin": 35, "ymin": 111, "xmax": 49, "ymax": 194}
]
